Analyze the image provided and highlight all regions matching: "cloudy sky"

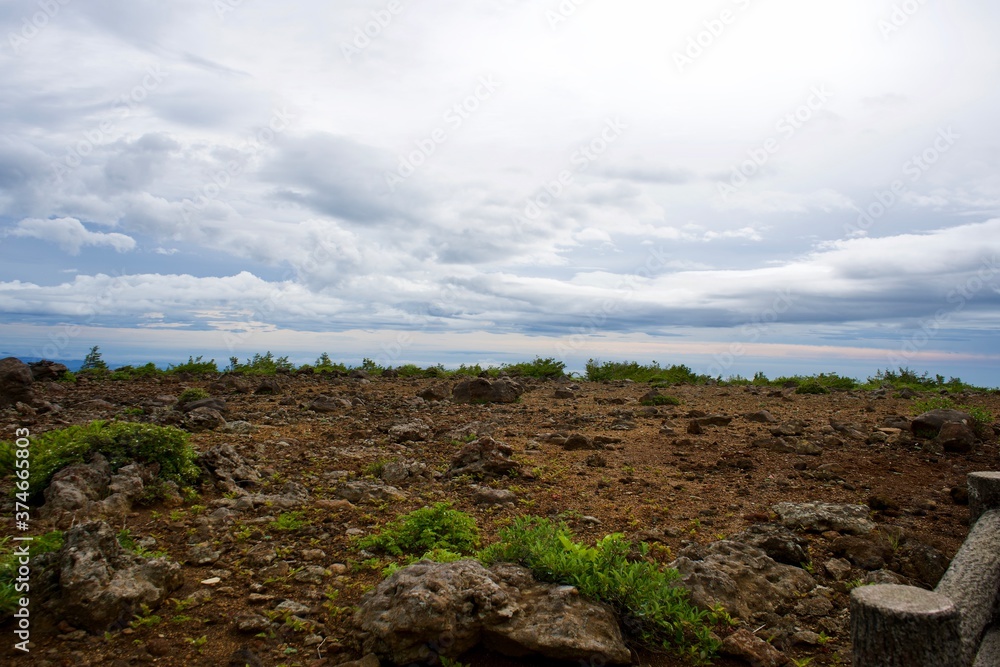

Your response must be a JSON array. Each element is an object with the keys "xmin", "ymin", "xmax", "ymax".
[{"xmin": 1, "ymin": 0, "xmax": 999, "ymax": 383}]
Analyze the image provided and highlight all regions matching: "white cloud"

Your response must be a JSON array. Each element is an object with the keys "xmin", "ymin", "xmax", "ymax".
[{"xmin": 8, "ymin": 217, "xmax": 136, "ymax": 255}]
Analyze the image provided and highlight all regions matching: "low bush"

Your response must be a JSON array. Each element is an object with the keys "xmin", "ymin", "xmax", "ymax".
[
  {"xmin": 227, "ymin": 351, "xmax": 295, "ymax": 375},
  {"xmin": 356, "ymin": 503, "xmax": 479, "ymax": 557},
  {"xmin": 586, "ymin": 360, "xmax": 706, "ymax": 385},
  {"xmin": 1, "ymin": 421, "xmax": 200, "ymax": 503},
  {"xmin": 502, "ymin": 357, "xmax": 566, "ymax": 379},
  {"xmin": 177, "ymin": 388, "xmax": 210, "ymax": 403},
  {"xmin": 795, "ymin": 381, "xmax": 830, "ymax": 395},
  {"xmin": 478, "ymin": 517, "xmax": 724, "ymax": 663},
  {"xmin": 167, "ymin": 356, "xmax": 218, "ymax": 375}
]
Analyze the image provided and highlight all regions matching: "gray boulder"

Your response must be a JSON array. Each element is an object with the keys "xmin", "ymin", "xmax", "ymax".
[
  {"xmin": 40, "ymin": 454, "xmax": 112, "ymax": 519},
  {"xmin": 336, "ymin": 480, "xmax": 406, "ymax": 504},
  {"xmin": 418, "ymin": 384, "xmax": 450, "ymax": 401},
  {"xmin": 447, "ymin": 437, "xmax": 520, "ymax": 479},
  {"xmin": 389, "ymin": 420, "xmax": 431, "ymax": 443},
  {"xmin": 354, "ymin": 559, "xmax": 631, "ymax": 665},
  {"xmin": 379, "ymin": 459, "xmax": 428, "ymax": 485},
  {"xmin": 39, "ymin": 455, "xmax": 159, "ymax": 528},
  {"xmin": 937, "ymin": 421, "xmax": 977, "ymax": 453},
  {"xmin": 911, "ymin": 409, "xmax": 974, "ymax": 438},
  {"xmin": 721, "ymin": 628, "xmax": 794, "ymax": 667},
  {"xmin": 308, "ymin": 395, "xmax": 352, "ymax": 413},
  {"xmin": 51, "ymin": 521, "xmax": 183, "ymax": 633},
  {"xmin": 0, "ymin": 357, "xmax": 34, "ymax": 408},
  {"xmin": 892, "ymin": 540, "xmax": 950, "ymax": 588},
  {"xmin": 355, "ymin": 559, "xmax": 512, "ymax": 664},
  {"xmin": 671, "ymin": 541, "xmax": 816, "ymax": 623},
  {"xmin": 772, "ymin": 501, "xmax": 876, "ymax": 535},
  {"xmin": 732, "ymin": 524, "xmax": 809, "ymax": 566},
  {"xmin": 452, "ymin": 377, "xmax": 524, "ymax": 404},
  {"xmin": 831, "ymin": 536, "xmax": 890, "ymax": 571},
  {"xmin": 484, "ymin": 563, "xmax": 631, "ymax": 664},
  {"xmin": 179, "ymin": 397, "xmax": 228, "ymax": 413},
  {"xmin": 29, "ymin": 360, "xmax": 69, "ymax": 381},
  {"xmin": 184, "ymin": 406, "xmax": 226, "ymax": 432},
  {"xmin": 199, "ymin": 443, "xmax": 261, "ymax": 493}
]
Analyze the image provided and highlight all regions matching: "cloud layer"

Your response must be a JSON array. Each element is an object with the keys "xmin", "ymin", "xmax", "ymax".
[{"xmin": 1, "ymin": 1, "xmax": 999, "ymax": 382}]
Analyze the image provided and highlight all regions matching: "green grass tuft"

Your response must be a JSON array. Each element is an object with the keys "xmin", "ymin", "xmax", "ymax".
[
  {"xmin": 1, "ymin": 421, "xmax": 200, "ymax": 503},
  {"xmin": 478, "ymin": 517, "xmax": 724, "ymax": 663},
  {"xmin": 356, "ymin": 503, "xmax": 479, "ymax": 557}
]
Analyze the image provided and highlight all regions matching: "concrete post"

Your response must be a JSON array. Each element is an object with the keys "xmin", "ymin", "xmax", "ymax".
[
  {"xmin": 936, "ymin": 509, "xmax": 1000, "ymax": 666},
  {"xmin": 850, "ymin": 584, "xmax": 963, "ymax": 667},
  {"xmin": 968, "ymin": 472, "xmax": 1000, "ymax": 525}
]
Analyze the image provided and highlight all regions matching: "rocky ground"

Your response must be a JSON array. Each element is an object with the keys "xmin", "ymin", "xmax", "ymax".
[{"xmin": 2, "ymin": 361, "xmax": 999, "ymax": 667}]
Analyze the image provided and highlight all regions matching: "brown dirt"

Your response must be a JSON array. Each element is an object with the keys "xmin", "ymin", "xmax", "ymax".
[{"xmin": 4, "ymin": 373, "xmax": 998, "ymax": 667}]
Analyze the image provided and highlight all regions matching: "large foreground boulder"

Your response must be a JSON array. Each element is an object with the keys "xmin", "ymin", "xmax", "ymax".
[
  {"xmin": 354, "ymin": 559, "xmax": 631, "ymax": 665},
  {"xmin": 0, "ymin": 356, "xmax": 34, "ymax": 407},
  {"xmin": 671, "ymin": 541, "xmax": 816, "ymax": 624},
  {"xmin": 46, "ymin": 521, "xmax": 183, "ymax": 633},
  {"xmin": 39, "ymin": 454, "xmax": 167, "ymax": 528}
]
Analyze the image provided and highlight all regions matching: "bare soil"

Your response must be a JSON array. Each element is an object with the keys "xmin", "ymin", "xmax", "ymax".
[{"xmin": 4, "ymin": 373, "xmax": 998, "ymax": 667}]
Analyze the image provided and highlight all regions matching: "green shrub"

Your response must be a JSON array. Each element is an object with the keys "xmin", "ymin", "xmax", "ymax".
[
  {"xmin": 911, "ymin": 397, "xmax": 956, "ymax": 414},
  {"xmin": 795, "ymin": 381, "xmax": 830, "ymax": 395},
  {"xmin": 110, "ymin": 362, "xmax": 161, "ymax": 381},
  {"xmin": 178, "ymin": 388, "xmax": 210, "ymax": 403},
  {"xmin": 966, "ymin": 407, "xmax": 995, "ymax": 440},
  {"xmin": 864, "ymin": 367, "xmax": 983, "ymax": 392},
  {"xmin": 357, "ymin": 503, "xmax": 479, "ymax": 557},
  {"xmin": 502, "ymin": 357, "xmax": 566, "ymax": 379},
  {"xmin": 227, "ymin": 351, "xmax": 295, "ymax": 375},
  {"xmin": 478, "ymin": 517, "xmax": 723, "ymax": 662},
  {"xmin": 586, "ymin": 359, "xmax": 707, "ymax": 385},
  {"xmin": 3, "ymin": 421, "xmax": 200, "ymax": 503},
  {"xmin": 270, "ymin": 511, "xmax": 307, "ymax": 532},
  {"xmin": 0, "ymin": 531, "xmax": 63, "ymax": 618},
  {"xmin": 167, "ymin": 356, "xmax": 218, "ymax": 375}
]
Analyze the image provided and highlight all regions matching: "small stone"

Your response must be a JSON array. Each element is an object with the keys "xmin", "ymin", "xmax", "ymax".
[
  {"xmin": 201, "ymin": 577, "xmax": 221, "ymax": 586},
  {"xmin": 791, "ymin": 630, "xmax": 821, "ymax": 646},
  {"xmin": 824, "ymin": 558, "xmax": 853, "ymax": 581},
  {"xmin": 186, "ymin": 542, "xmax": 221, "ymax": 566},
  {"xmin": 795, "ymin": 595, "xmax": 834, "ymax": 617},
  {"xmin": 275, "ymin": 600, "xmax": 311, "ymax": 616},
  {"xmin": 294, "ymin": 566, "xmax": 328, "ymax": 584},
  {"xmin": 146, "ymin": 638, "xmax": 172, "ymax": 656},
  {"xmin": 235, "ymin": 613, "xmax": 272, "ymax": 633},
  {"xmin": 721, "ymin": 628, "xmax": 794, "ymax": 667}
]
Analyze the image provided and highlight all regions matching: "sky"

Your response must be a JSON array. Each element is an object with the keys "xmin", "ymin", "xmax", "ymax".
[{"xmin": 0, "ymin": 0, "xmax": 999, "ymax": 384}]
